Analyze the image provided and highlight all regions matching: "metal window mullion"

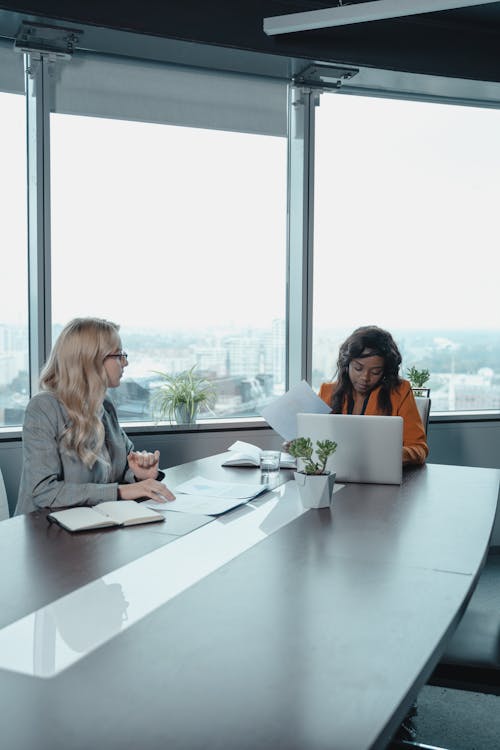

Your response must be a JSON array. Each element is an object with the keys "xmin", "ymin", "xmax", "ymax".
[
  {"xmin": 286, "ymin": 85, "xmax": 317, "ymax": 388},
  {"xmin": 26, "ymin": 52, "xmax": 52, "ymax": 396}
]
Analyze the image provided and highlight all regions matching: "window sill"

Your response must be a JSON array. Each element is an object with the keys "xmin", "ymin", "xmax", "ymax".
[
  {"xmin": 0, "ymin": 416, "xmax": 274, "ymax": 442},
  {"xmin": 2, "ymin": 411, "xmax": 500, "ymax": 442},
  {"xmin": 123, "ymin": 416, "xmax": 273, "ymax": 437},
  {"xmin": 429, "ymin": 410, "xmax": 500, "ymax": 424}
]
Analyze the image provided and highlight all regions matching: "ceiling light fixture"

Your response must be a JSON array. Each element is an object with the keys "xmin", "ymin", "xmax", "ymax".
[{"xmin": 263, "ymin": 0, "xmax": 500, "ymax": 35}]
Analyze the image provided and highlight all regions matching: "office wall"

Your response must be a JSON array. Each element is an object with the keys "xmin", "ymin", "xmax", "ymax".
[
  {"xmin": 427, "ymin": 420, "xmax": 500, "ymax": 470},
  {"xmin": 428, "ymin": 421, "xmax": 500, "ymax": 545},
  {"xmin": 2, "ymin": 420, "xmax": 500, "ymax": 542}
]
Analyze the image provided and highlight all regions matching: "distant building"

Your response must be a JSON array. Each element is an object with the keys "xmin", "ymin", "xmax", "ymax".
[{"xmin": 224, "ymin": 335, "xmax": 262, "ymax": 378}]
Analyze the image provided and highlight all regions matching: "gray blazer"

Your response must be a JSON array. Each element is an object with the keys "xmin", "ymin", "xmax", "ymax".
[{"xmin": 16, "ymin": 392, "xmax": 136, "ymax": 515}]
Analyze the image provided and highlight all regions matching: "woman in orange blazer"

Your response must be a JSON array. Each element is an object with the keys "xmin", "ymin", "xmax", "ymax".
[{"xmin": 318, "ymin": 326, "xmax": 428, "ymax": 466}]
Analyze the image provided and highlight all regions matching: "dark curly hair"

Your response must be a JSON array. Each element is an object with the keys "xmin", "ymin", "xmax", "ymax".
[{"xmin": 331, "ymin": 326, "xmax": 402, "ymax": 415}]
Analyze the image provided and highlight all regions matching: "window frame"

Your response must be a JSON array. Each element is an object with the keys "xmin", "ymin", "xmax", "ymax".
[
  {"xmin": 291, "ymin": 63, "xmax": 500, "ymax": 421},
  {"xmin": 3, "ymin": 33, "xmax": 500, "ymax": 436},
  {"xmin": 25, "ymin": 49, "xmax": 290, "ymax": 430}
]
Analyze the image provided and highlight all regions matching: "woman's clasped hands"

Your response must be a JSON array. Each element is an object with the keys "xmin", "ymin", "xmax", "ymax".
[
  {"xmin": 128, "ymin": 449, "xmax": 161, "ymax": 479},
  {"xmin": 118, "ymin": 450, "xmax": 176, "ymax": 503}
]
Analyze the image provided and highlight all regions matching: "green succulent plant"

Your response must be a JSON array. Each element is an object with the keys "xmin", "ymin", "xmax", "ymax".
[{"xmin": 288, "ymin": 437, "xmax": 338, "ymax": 475}]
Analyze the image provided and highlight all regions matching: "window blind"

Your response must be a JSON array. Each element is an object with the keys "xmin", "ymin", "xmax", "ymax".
[
  {"xmin": 53, "ymin": 52, "xmax": 287, "ymax": 137},
  {"xmin": 0, "ymin": 40, "xmax": 24, "ymax": 95}
]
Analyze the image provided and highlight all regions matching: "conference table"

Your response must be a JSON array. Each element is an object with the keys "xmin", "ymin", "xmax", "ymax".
[{"xmin": 0, "ymin": 456, "xmax": 498, "ymax": 750}]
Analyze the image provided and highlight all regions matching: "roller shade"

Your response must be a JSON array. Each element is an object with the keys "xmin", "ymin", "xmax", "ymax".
[
  {"xmin": 0, "ymin": 40, "xmax": 24, "ymax": 94},
  {"xmin": 53, "ymin": 52, "xmax": 287, "ymax": 137}
]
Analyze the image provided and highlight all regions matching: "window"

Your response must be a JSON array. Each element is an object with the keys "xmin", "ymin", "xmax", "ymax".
[
  {"xmin": 4, "ymin": 35, "xmax": 500, "ymax": 428},
  {"xmin": 50, "ymin": 116, "xmax": 286, "ymax": 421},
  {"xmin": 0, "ymin": 87, "xmax": 28, "ymax": 427},
  {"xmin": 313, "ymin": 92, "xmax": 500, "ymax": 411},
  {"xmin": 50, "ymin": 55, "xmax": 287, "ymax": 421}
]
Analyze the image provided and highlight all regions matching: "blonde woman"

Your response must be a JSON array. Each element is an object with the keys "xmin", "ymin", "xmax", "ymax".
[{"xmin": 15, "ymin": 317, "xmax": 175, "ymax": 515}]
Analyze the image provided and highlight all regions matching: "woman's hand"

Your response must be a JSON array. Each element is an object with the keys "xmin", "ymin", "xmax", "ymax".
[
  {"xmin": 118, "ymin": 478, "xmax": 175, "ymax": 503},
  {"xmin": 128, "ymin": 449, "xmax": 160, "ymax": 480}
]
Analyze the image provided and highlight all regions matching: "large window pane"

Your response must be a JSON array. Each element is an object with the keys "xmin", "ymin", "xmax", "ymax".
[
  {"xmin": 313, "ymin": 93, "xmax": 500, "ymax": 411},
  {"xmin": 50, "ymin": 114, "xmax": 286, "ymax": 421},
  {"xmin": 0, "ymin": 91, "xmax": 28, "ymax": 427}
]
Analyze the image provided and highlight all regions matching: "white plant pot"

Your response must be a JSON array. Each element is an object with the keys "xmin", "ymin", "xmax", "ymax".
[{"xmin": 293, "ymin": 471, "xmax": 336, "ymax": 509}]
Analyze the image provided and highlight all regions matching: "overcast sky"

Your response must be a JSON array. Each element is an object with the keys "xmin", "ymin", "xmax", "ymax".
[{"xmin": 2, "ymin": 89, "xmax": 500, "ymax": 333}]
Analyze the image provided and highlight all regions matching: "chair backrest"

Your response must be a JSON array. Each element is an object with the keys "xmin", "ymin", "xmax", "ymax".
[
  {"xmin": 415, "ymin": 397, "xmax": 431, "ymax": 435},
  {"xmin": 0, "ymin": 468, "xmax": 9, "ymax": 521}
]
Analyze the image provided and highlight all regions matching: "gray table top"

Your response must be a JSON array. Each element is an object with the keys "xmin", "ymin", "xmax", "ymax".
[{"xmin": 0, "ymin": 458, "xmax": 498, "ymax": 750}]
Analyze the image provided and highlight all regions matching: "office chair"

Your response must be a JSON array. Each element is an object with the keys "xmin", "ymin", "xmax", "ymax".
[
  {"xmin": 0, "ymin": 468, "xmax": 9, "ymax": 520},
  {"xmin": 414, "ymin": 397, "xmax": 431, "ymax": 435},
  {"xmin": 428, "ymin": 549, "xmax": 500, "ymax": 695},
  {"xmin": 389, "ymin": 550, "xmax": 500, "ymax": 749},
  {"xmin": 412, "ymin": 400, "xmax": 499, "ymax": 693}
]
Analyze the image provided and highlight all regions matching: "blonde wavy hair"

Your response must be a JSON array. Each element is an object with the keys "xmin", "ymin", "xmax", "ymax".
[{"xmin": 40, "ymin": 317, "xmax": 121, "ymax": 469}]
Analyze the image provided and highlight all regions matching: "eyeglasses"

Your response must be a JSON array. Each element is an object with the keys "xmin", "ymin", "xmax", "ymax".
[{"xmin": 105, "ymin": 351, "xmax": 128, "ymax": 363}]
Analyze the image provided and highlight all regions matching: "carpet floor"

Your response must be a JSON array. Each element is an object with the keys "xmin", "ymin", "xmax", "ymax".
[{"xmin": 392, "ymin": 685, "xmax": 500, "ymax": 749}]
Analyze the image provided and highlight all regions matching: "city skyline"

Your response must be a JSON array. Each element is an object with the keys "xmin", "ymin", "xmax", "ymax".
[{"xmin": 2, "ymin": 320, "xmax": 500, "ymax": 427}]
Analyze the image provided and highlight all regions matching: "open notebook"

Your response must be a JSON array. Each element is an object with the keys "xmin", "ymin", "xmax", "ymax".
[
  {"xmin": 48, "ymin": 501, "xmax": 165, "ymax": 531},
  {"xmin": 221, "ymin": 441, "xmax": 296, "ymax": 469},
  {"xmin": 296, "ymin": 413, "xmax": 403, "ymax": 485}
]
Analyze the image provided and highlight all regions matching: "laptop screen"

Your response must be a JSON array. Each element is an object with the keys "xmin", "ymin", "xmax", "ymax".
[{"xmin": 296, "ymin": 413, "xmax": 403, "ymax": 485}]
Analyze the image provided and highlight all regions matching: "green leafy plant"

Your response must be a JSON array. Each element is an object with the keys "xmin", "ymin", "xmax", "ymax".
[
  {"xmin": 152, "ymin": 365, "xmax": 216, "ymax": 424},
  {"xmin": 288, "ymin": 437, "xmax": 338, "ymax": 475},
  {"xmin": 406, "ymin": 366, "xmax": 430, "ymax": 389}
]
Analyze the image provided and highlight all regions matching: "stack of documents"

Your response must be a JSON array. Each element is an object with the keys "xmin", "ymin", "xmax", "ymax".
[{"xmin": 145, "ymin": 476, "xmax": 267, "ymax": 516}]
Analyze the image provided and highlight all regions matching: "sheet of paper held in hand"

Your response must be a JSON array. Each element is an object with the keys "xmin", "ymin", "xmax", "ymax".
[
  {"xmin": 145, "ymin": 476, "xmax": 267, "ymax": 516},
  {"xmin": 259, "ymin": 379, "xmax": 331, "ymax": 441}
]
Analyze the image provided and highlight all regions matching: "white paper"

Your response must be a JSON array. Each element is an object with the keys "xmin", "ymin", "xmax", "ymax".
[
  {"xmin": 174, "ymin": 476, "xmax": 266, "ymax": 500},
  {"xmin": 145, "ymin": 494, "xmax": 250, "ymax": 516},
  {"xmin": 260, "ymin": 380, "xmax": 331, "ymax": 441}
]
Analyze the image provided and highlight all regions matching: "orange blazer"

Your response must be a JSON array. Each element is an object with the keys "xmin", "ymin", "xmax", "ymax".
[{"xmin": 318, "ymin": 379, "xmax": 428, "ymax": 466}]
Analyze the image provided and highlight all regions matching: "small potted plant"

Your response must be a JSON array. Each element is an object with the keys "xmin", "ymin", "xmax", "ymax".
[
  {"xmin": 288, "ymin": 437, "xmax": 338, "ymax": 508},
  {"xmin": 406, "ymin": 366, "xmax": 431, "ymax": 398},
  {"xmin": 152, "ymin": 365, "xmax": 216, "ymax": 424}
]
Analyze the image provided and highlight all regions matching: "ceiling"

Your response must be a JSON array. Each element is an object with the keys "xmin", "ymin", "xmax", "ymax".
[{"xmin": 2, "ymin": 0, "xmax": 500, "ymax": 82}]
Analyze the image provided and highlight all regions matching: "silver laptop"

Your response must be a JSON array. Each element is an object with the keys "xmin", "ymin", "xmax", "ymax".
[{"xmin": 296, "ymin": 413, "xmax": 403, "ymax": 485}]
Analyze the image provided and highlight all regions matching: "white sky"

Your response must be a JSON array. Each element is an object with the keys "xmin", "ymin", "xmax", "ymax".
[
  {"xmin": 50, "ymin": 117, "xmax": 287, "ymax": 331},
  {"xmin": 2, "ymin": 89, "xmax": 500, "ymax": 333},
  {"xmin": 314, "ymin": 93, "xmax": 500, "ymax": 330},
  {"xmin": 0, "ymin": 92, "xmax": 27, "ymax": 327}
]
